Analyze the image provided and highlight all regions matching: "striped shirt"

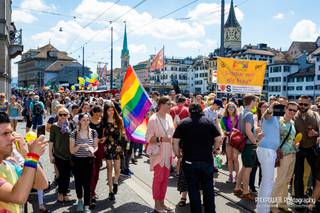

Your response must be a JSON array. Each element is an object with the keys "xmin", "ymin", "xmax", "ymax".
[{"xmin": 70, "ymin": 129, "xmax": 97, "ymax": 157}]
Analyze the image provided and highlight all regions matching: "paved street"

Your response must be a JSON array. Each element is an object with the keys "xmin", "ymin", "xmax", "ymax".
[{"xmin": 16, "ymin": 120, "xmax": 254, "ymax": 213}]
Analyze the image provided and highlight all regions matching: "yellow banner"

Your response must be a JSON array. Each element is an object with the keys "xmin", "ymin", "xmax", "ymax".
[{"xmin": 217, "ymin": 57, "xmax": 267, "ymax": 94}]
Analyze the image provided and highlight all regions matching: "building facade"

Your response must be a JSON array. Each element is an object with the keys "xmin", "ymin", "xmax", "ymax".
[
  {"xmin": 46, "ymin": 61, "xmax": 91, "ymax": 87},
  {"xmin": 147, "ymin": 57, "xmax": 192, "ymax": 93},
  {"xmin": 17, "ymin": 43, "xmax": 74, "ymax": 88},
  {"xmin": 0, "ymin": 0, "xmax": 23, "ymax": 96},
  {"xmin": 287, "ymin": 66, "xmax": 315, "ymax": 100},
  {"xmin": 187, "ymin": 56, "xmax": 217, "ymax": 94}
]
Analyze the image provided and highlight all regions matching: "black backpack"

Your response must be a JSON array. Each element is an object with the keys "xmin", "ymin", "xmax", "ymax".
[{"xmin": 33, "ymin": 101, "xmax": 43, "ymax": 116}]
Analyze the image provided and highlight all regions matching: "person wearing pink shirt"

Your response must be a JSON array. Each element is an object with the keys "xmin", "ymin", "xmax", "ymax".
[{"xmin": 146, "ymin": 96, "xmax": 174, "ymax": 213}]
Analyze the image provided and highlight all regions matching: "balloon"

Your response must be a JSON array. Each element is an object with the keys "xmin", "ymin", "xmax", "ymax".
[
  {"xmin": 93, "ymin": 86, "xmax": 98, "ymax": 90},
  {"xmin": 25, "ymin": 131, "xmax": 37, "ymax": 143},
  {"xmin": 71, "ymin": 85, "xmax": 75, "ymax": 91},
  {"xmin": 78, "ymin": 77, "xmax": 85, "ymax": 85},
  {"xmin": 251, "ymin": 106, "xmax": 257, "ymax": 114},
  {"xmin": 90, "ymin": 73, "xmax": 98, "ymax": 79},
  {"xmin": 295, "ymin": 133, "xmax": 303, "ymax": 144}
]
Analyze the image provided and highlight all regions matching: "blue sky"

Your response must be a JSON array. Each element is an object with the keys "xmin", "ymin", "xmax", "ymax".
[{"xmin": 11, "ymin": 0, "xmax": 320, "ymax": 77}]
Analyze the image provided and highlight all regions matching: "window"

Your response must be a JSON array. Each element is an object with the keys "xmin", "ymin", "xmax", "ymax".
[
  {"xmin": 296, "ymin": 86, "xmax": 303, "ymax": 90},
  {"xmin": 297, "ymin": 77, "xmax": 304, "ymax": 82},
  {"xmin": 306, "ymin": 76, "xmax": 314, "ymax": 82},
  {"xmin": 288, "ymin": 86, "xmax": 294, "ymax": 91},
  {"xmin": 317, "ymin": 57, "xmax": 320, "ymax": 62},
  {"xmin": 315, "ymin": 85, "xmax": 320, "ymax": 90},
  {"xmin": 283, "ymin": 77, "xmax": 287, "ymax": 82},
  {"xmin": 283, "ymin": 86, "xmax": 286, "ymax": 91},
  {"xmin": 319, "ymin": 65, "xmax": 320, "ymax": 71},
  {"xmin": 306, "ymin": 86, "xmax": 314, "ymax": 90},
  {"xmin": 318, "ymin": 75, "xmax": 320, "ymax": 80},
  {"xmin": 288, "ymin": 77, "xmax": 294, "ymax": 82},
  {"xmin": 284, "ymin": 66, "xmax": 290, "ymax": 72}
]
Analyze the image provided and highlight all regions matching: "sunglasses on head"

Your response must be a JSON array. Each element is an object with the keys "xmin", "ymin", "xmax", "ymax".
[
  {"xmin": 299, "ymin": 103, "xmax": 309, "ymax": 107},
  {"xmin": 59, "ymin": 113, "xmax": 68, "ymax": 117},
  {"xmin": 228, "ymin": 106, "xmax": 236, "ymax": 109}
]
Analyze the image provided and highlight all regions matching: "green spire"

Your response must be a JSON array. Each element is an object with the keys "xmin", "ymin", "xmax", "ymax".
[
  {"xmin": 121, "ymin": 23, "xmax": 129, "ymax": 57},
  {"xmin": 225, "ymin": 0, "xmax": 241, "ymax": 28}
]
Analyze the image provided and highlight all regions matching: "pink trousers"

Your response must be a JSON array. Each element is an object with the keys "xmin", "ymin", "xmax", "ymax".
[{"xmin": 152, "ymin": 164, "xmax": 170, "ymax": 200}]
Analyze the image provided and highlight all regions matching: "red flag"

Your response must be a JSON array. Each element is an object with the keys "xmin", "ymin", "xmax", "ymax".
[{"xmin": 150, "ymin": 47, "xmax": 164, "ymax": 71}]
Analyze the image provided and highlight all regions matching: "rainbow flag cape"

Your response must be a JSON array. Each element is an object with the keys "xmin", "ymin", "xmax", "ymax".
[{"xmin": 120, "ymin": 65, "xmax": 152, "ymax": 144}]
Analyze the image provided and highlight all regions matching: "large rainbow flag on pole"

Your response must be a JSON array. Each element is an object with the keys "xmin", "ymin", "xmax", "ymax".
[{"xmin": 120, "ymin": 65, "xmax": 152, "ymax": 144}]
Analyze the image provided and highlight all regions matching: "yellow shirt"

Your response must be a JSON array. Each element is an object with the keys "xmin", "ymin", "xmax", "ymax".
[{"xmin": 0, "ymin": 160, "xmax": 21, "ymax": 213}]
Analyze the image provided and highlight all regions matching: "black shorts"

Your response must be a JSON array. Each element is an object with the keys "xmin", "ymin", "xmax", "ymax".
[{"xmin": 26, "ymin": 117, "xmax": 32, "ymax": 128}]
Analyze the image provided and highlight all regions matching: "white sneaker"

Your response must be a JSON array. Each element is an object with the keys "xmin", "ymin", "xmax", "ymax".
[{"xmin": 76, "ymin": 199, "xmax": 84, "ymax": 212}]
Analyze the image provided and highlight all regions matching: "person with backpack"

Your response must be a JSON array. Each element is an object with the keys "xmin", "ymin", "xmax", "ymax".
[
  {"xmin": 234, "ymin": 94, "xmax": 260, "ymax": 201},
  {"xmin": 70, "ymin": 113, "xmax": 98, "ymax": 213},
  {"xmin": 29, "ymin": 95, "xmax": 45, "ymax": 131},
  {"xmin": 220, "ymin": 102, "xmax": 239, "ymax": 183}
]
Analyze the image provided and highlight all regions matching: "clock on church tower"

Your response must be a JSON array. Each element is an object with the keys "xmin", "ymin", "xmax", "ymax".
[{"xmin": 224, "ymin": 0, "xmax": 242, "ymax": 50}]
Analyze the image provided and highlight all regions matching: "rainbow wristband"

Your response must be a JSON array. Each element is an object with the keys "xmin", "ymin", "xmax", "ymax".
[{"xmin": 24, "ymin": 153, "xmax": 40, "ymax": 169}]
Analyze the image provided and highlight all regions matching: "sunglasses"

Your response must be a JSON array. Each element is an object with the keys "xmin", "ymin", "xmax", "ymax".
[
  {"xmin": 228, "ymin": 106, "xmax": 236, "ymax": 109},
  {"xmin": 59, "ymin": 113, "xmax": 68, "ymax": 117},
  {"xmin": 299, "ymin": 103, "xmax": 309, "ymax": 107},
  {"xmin": 288, "ymin": 108, "xmax": 297, "ymax": 113}
]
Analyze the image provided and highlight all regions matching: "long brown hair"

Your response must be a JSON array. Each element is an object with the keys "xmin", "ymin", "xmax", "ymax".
[
  {"xmin": 103, "ymin": 102, "xmax": 124, "ymax": 132},
  {"xmin": 257, "ymin": 101, "xmax": 267, "ymax": 121},
  {"xmin": 223, "ymin": 102, "xmax": 238, "ymax": 118}
]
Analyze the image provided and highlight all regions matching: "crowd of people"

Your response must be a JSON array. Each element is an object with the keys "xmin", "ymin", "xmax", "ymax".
[{"xmin": 1, "ymin": 90, "xmax": 320, "ymax": 213}]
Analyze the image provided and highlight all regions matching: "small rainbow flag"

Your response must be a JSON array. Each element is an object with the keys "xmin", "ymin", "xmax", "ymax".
[{"xmin": 120, "ymin": 65, "xmax": 152, "ymax": 144}]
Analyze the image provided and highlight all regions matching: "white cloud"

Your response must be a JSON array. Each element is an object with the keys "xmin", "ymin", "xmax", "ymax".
[
  {"xmin": 290, "ymin": 19, "xmax": 319, "ymax": 41},
  {"xmin": 20, "ymin": 0, "xmax": 54, "ymax": 11},
  {"xmin": 205, "ymin": 39, "xmax": 217, "ymax": 47},
  {"xmin": 12, "ymin": 10, "xmax": 37, "ymax": 24},
  {"xmin": 31, "ymin": 20, "xmax": 116, "ymax": 47},
  {"xmin": 129, "ymin": 44, "xmax": 147, "ymax": 54},
  {"xmin": 273, "ymin": 13, "xmax": 284, "ymax": 20},
  {"xmin": 74, "ymin": 0, "xmax": 205, "ymax": 40},
  {"xmin": 177, "ymin": 40, "xmax": 203, "ymax": 49},
  {"xmin": 187, "ymin": 3, "xmax": 244, "ymax": 26},
  {"xmin": 12, "ymin": 0, "xmax": 55, "ymax": 24}
]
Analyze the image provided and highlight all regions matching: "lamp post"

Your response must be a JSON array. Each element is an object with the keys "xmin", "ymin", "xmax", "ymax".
[{"xmin": 110, "ymin": 21, "xmax": 113, "ymax": 90}]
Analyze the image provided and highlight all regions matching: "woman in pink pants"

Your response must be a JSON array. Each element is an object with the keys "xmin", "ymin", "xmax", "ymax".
[{"xmin": 146, "ymin": 96, "xmax": 175, "ymax": 213}]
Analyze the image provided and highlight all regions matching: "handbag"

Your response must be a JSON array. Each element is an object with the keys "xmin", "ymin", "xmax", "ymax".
[
  {"xmin": 229, "ymin": 128, "xmax": 247, "ymax": 152},
  {"xmin": 275, "ymin": 123, "xmax": 292, "ymax": 167},
  {"xmin": 229, "ymin": 111, "xmax": 247, "ymax": 152}
]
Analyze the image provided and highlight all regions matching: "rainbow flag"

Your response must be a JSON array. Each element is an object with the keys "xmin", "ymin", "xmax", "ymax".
[{"xmin": 120, "ymin": 65, "xmax": 152, "ymax": 143}]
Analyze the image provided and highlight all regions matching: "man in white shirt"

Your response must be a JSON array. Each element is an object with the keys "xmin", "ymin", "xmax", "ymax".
[{"xmin": 203, "ymin": 99, "xmax": 223, "ymax": 133}]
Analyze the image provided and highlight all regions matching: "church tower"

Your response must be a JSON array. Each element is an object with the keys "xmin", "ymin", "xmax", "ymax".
[
  {"xmin": 224, "ymin": 0, "xmax": 241, "ymax": 51},
  {"xmin": 121, "ymin": 23, "xmax": 129, "ymax": 84}
]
